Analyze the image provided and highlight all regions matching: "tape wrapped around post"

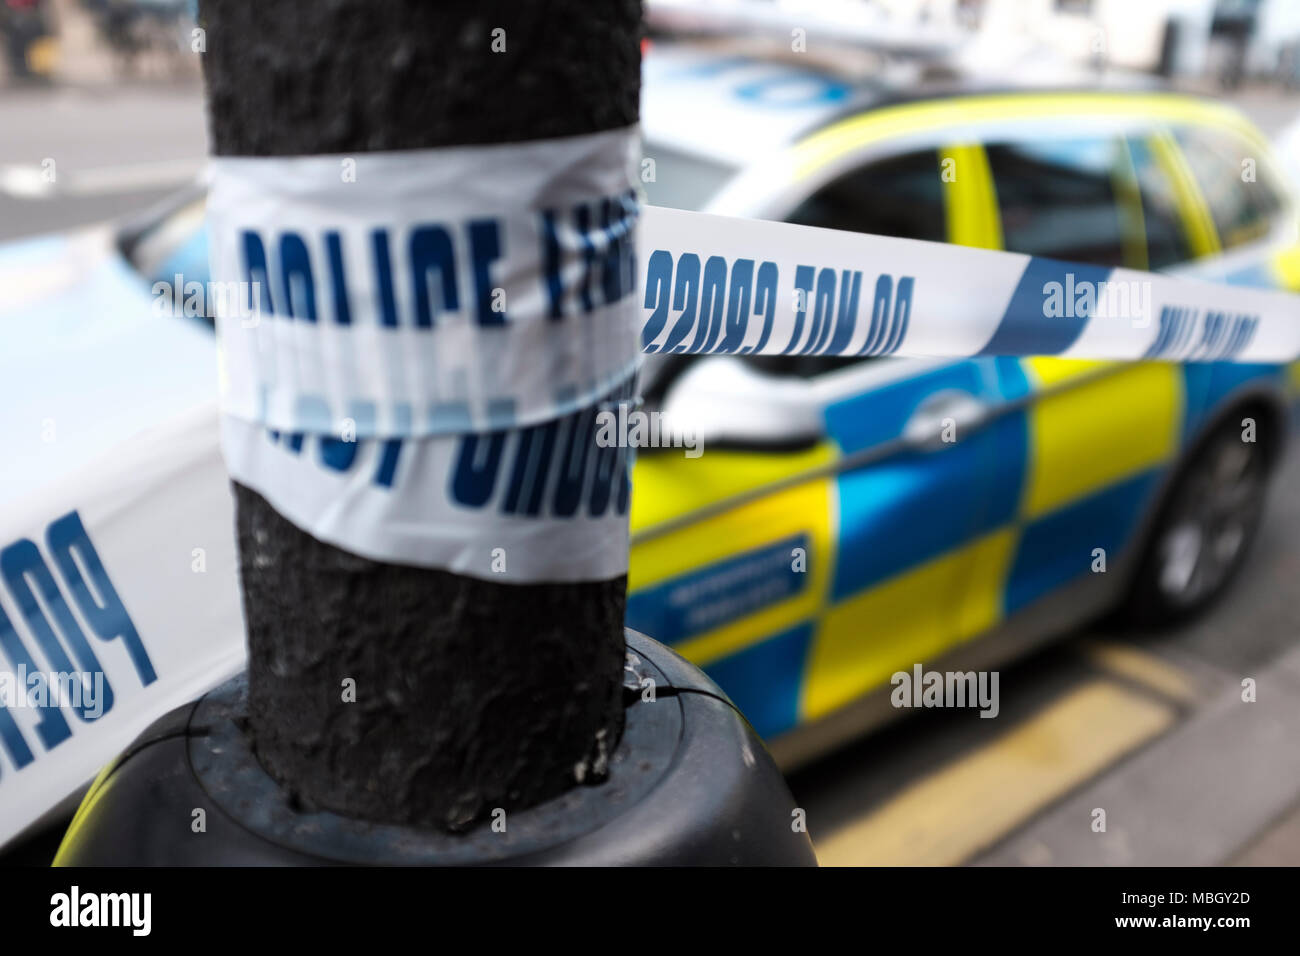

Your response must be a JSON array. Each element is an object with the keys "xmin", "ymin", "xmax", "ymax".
[
  {"xmin": 210, "ymin": 154, "xmax": 1300, "ymax": 583},
  {"xmin": 210, "ymin": 131, "xmax": 645, "ymax": 583},
  {"xmin": 210, "ymin": 128, "xmax": 645, "ymax": 440}
]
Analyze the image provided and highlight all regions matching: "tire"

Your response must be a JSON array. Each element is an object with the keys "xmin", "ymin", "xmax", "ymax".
[{"xmin": 1123, "ymin": 413, "xmax": 1272, "ymax": 625}]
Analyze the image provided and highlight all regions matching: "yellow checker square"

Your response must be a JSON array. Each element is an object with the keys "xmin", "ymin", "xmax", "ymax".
[
  {"xmin": 951, "ymin": 528, "xmax": 1019, "ymax": 642},
  {"xmin": 1020, "ymin": 357, "xmax": 1182, "ymax": 520},
  {"xmin": 804, "ymin": 542, "xmax": 970, "ymax": 722},
  {"xmin": 1274, "ymin": 246, "xmax": 1300, "ymax": 291},
  {"xmin": 629, "ymin": 445, "xmax": 837, "ymax": 667},
  {"xmin": 801, "ymin": 527, "xmax": 1018, "ymax": 724}
]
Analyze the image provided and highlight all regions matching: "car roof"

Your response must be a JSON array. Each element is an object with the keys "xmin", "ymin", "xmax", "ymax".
[
  {"xmin": 642, "ymin": 41, "xmax": 1184, "ymax": 168},
  {"xmin": 641, "ymin": 43, "xmax": 888, "ymax": 166}
]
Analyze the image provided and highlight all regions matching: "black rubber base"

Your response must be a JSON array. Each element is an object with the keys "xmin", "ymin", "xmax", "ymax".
[{"xmin": 54, "ymin": 631, "xmax": 817, "ymax": 866}]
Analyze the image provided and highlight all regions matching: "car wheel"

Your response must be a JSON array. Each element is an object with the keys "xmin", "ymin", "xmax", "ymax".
[{"xmin": 1124, "ymin": 414, "xmax": 1270, "ymax": 625}]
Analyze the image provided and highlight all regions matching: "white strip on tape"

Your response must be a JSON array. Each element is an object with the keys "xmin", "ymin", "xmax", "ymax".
[
  {"xmin": 640, "ymin": 206, "xmax": 1300, "ymax": 364},
  {"xmin": 209, "ymin": 126, "xmax": 644, "ymax": 440}
]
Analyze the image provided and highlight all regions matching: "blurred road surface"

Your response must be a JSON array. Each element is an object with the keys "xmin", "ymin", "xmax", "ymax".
[{"xmin": 0, "ymin": 82, "xmax": 206, "ymax": 241}]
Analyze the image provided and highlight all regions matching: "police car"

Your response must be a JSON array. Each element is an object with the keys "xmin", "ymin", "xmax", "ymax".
[
  {"xmin": 630, "ymin": 45, "xmax": 1300, "ymax": 763},
  {"xmin": 1, "ymin": 43, "xmax": 1298, "ymax": 845}
]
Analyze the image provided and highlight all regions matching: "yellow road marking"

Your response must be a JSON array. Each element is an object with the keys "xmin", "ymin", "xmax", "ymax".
[
  {"xmin": 1081, "ymin": 640, "xmax": 1198, "ymax": 705},
  {"xmin": 814, "ymin": 680, "xmax": 1174, "ymax": 866}
]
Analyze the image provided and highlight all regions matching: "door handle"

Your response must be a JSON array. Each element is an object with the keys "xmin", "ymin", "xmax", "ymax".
[{"xmin": 902, "ymin": 390, "xmax": 989, "ymax": 449}]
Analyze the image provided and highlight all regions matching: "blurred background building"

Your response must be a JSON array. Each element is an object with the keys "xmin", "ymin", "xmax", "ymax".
[
  {"xmin": 0, "ymin": 0, "xmax": 198, "ymax": 86},
  {"xmin": 645, "ymin": 0, "xmax": 1300, "ymax": 86},
  {"xmin": 2, "ymin": 1, "xmax": 1298, "ymax": 92}
]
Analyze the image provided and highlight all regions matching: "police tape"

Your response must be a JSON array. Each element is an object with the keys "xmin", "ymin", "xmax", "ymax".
[
  {"xmin": 208, "ymin": 140, "xmax": 1300, "ymax": 581},
  {"xmin": 211, "ymin": 169, "xmax": 1300, "ymax": 443},
  {"xmin": 208, "ymin": 129, "xmax": 650, "ymax": 581},
  {"xmin": 641, "ymin": 206, "xmax": 1299, "ymax": 364},
  {"xmin": 0, "ymin": 405, "xmax": 247, "ymax": 849},
  {"xmin": 209, "ymin": 126, "xmax": 645, "ymax": 442}
]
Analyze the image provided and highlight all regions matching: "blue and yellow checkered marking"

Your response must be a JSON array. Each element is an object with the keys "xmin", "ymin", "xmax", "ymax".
[
  {"xmin": 625, "ymin": 533, "xmax": 810, "ymax": 645},
  {"xmin": 627, "ymin": 357, "xmax": 1288, "ymax": 739},
  {"xmin": 801, "ymin": 356, "xmax": 1180, "ymax": 720},
  {"xmin": 626, "ymin": 442, "xmax": 838, "ymax": 670},
  {"xmin": 826, "ymin": 361, "xmax": 992, "ymax": 601},
  {"xmin": 625, "ymin": 360, "xmax": 1288, "ymax": 739},
  {"xmin": 701, "ymin": 622, "xmax": 815, "ymax": 740},
  {"xmin": 625, "ymin": 354, "xmax": 1203, "ymax": 736}
]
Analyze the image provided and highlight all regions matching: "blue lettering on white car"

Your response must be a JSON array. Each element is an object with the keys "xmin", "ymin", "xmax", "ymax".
[{"xmin": 0, "ymin": 512, "xmax": 153, "ymax": 778}]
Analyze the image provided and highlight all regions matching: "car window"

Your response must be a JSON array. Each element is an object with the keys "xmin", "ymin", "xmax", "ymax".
[
  {"xmin": 756, "ymin": 149, "xmax": 947, "ymax": 380},
  {"xmin": 1125, "ymin": 136, "xmax": 1195, "ymax": 270},
  {"xmin": 784, "ymin": 148, "xmax": 947, "ymax": 243},
  {"xmin": 985, "ymin": 136, "xmax": 1128, "ymax": 265},
  {"xmin": 1174, "ymin": 125, "xmax": 1285, "ymax": 250}
]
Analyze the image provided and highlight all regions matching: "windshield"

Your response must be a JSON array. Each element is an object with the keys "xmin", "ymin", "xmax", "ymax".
[
  {"xmin": 636, "ymin": 143, "xmax": 875, "ymax": 401},
  {"xmin": 119, "ymin": 190, "xmax": 210, "ymax": 292},
  {"xmin": 641, "ymin": 143, "xmax": 737, "ymax": 212}
]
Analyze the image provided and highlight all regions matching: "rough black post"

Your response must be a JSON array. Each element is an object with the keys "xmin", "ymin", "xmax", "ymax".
[{"xmin": 199, "ymin": 1, "xmax": 642, "ymax": 830}]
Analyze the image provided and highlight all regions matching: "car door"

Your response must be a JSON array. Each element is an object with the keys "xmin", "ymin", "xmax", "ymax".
[
  {"xmin": 625, "ymin": 354, "xmax": 1004, "ymax": 739},
  {"xmin": 1154, "ymin": 119, "xmax": 1300, "ymax": 453},
  {"xmin": 780, "ymin": 149, "xmax": 1008, "ymax": 726},
  {"xmin": 626, "ymin": 145, "xmax": 1002, "ymax": 739},
  {"xmin": 969, "ymin": 128, "xmax": 1187, "ymax": 624}
]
